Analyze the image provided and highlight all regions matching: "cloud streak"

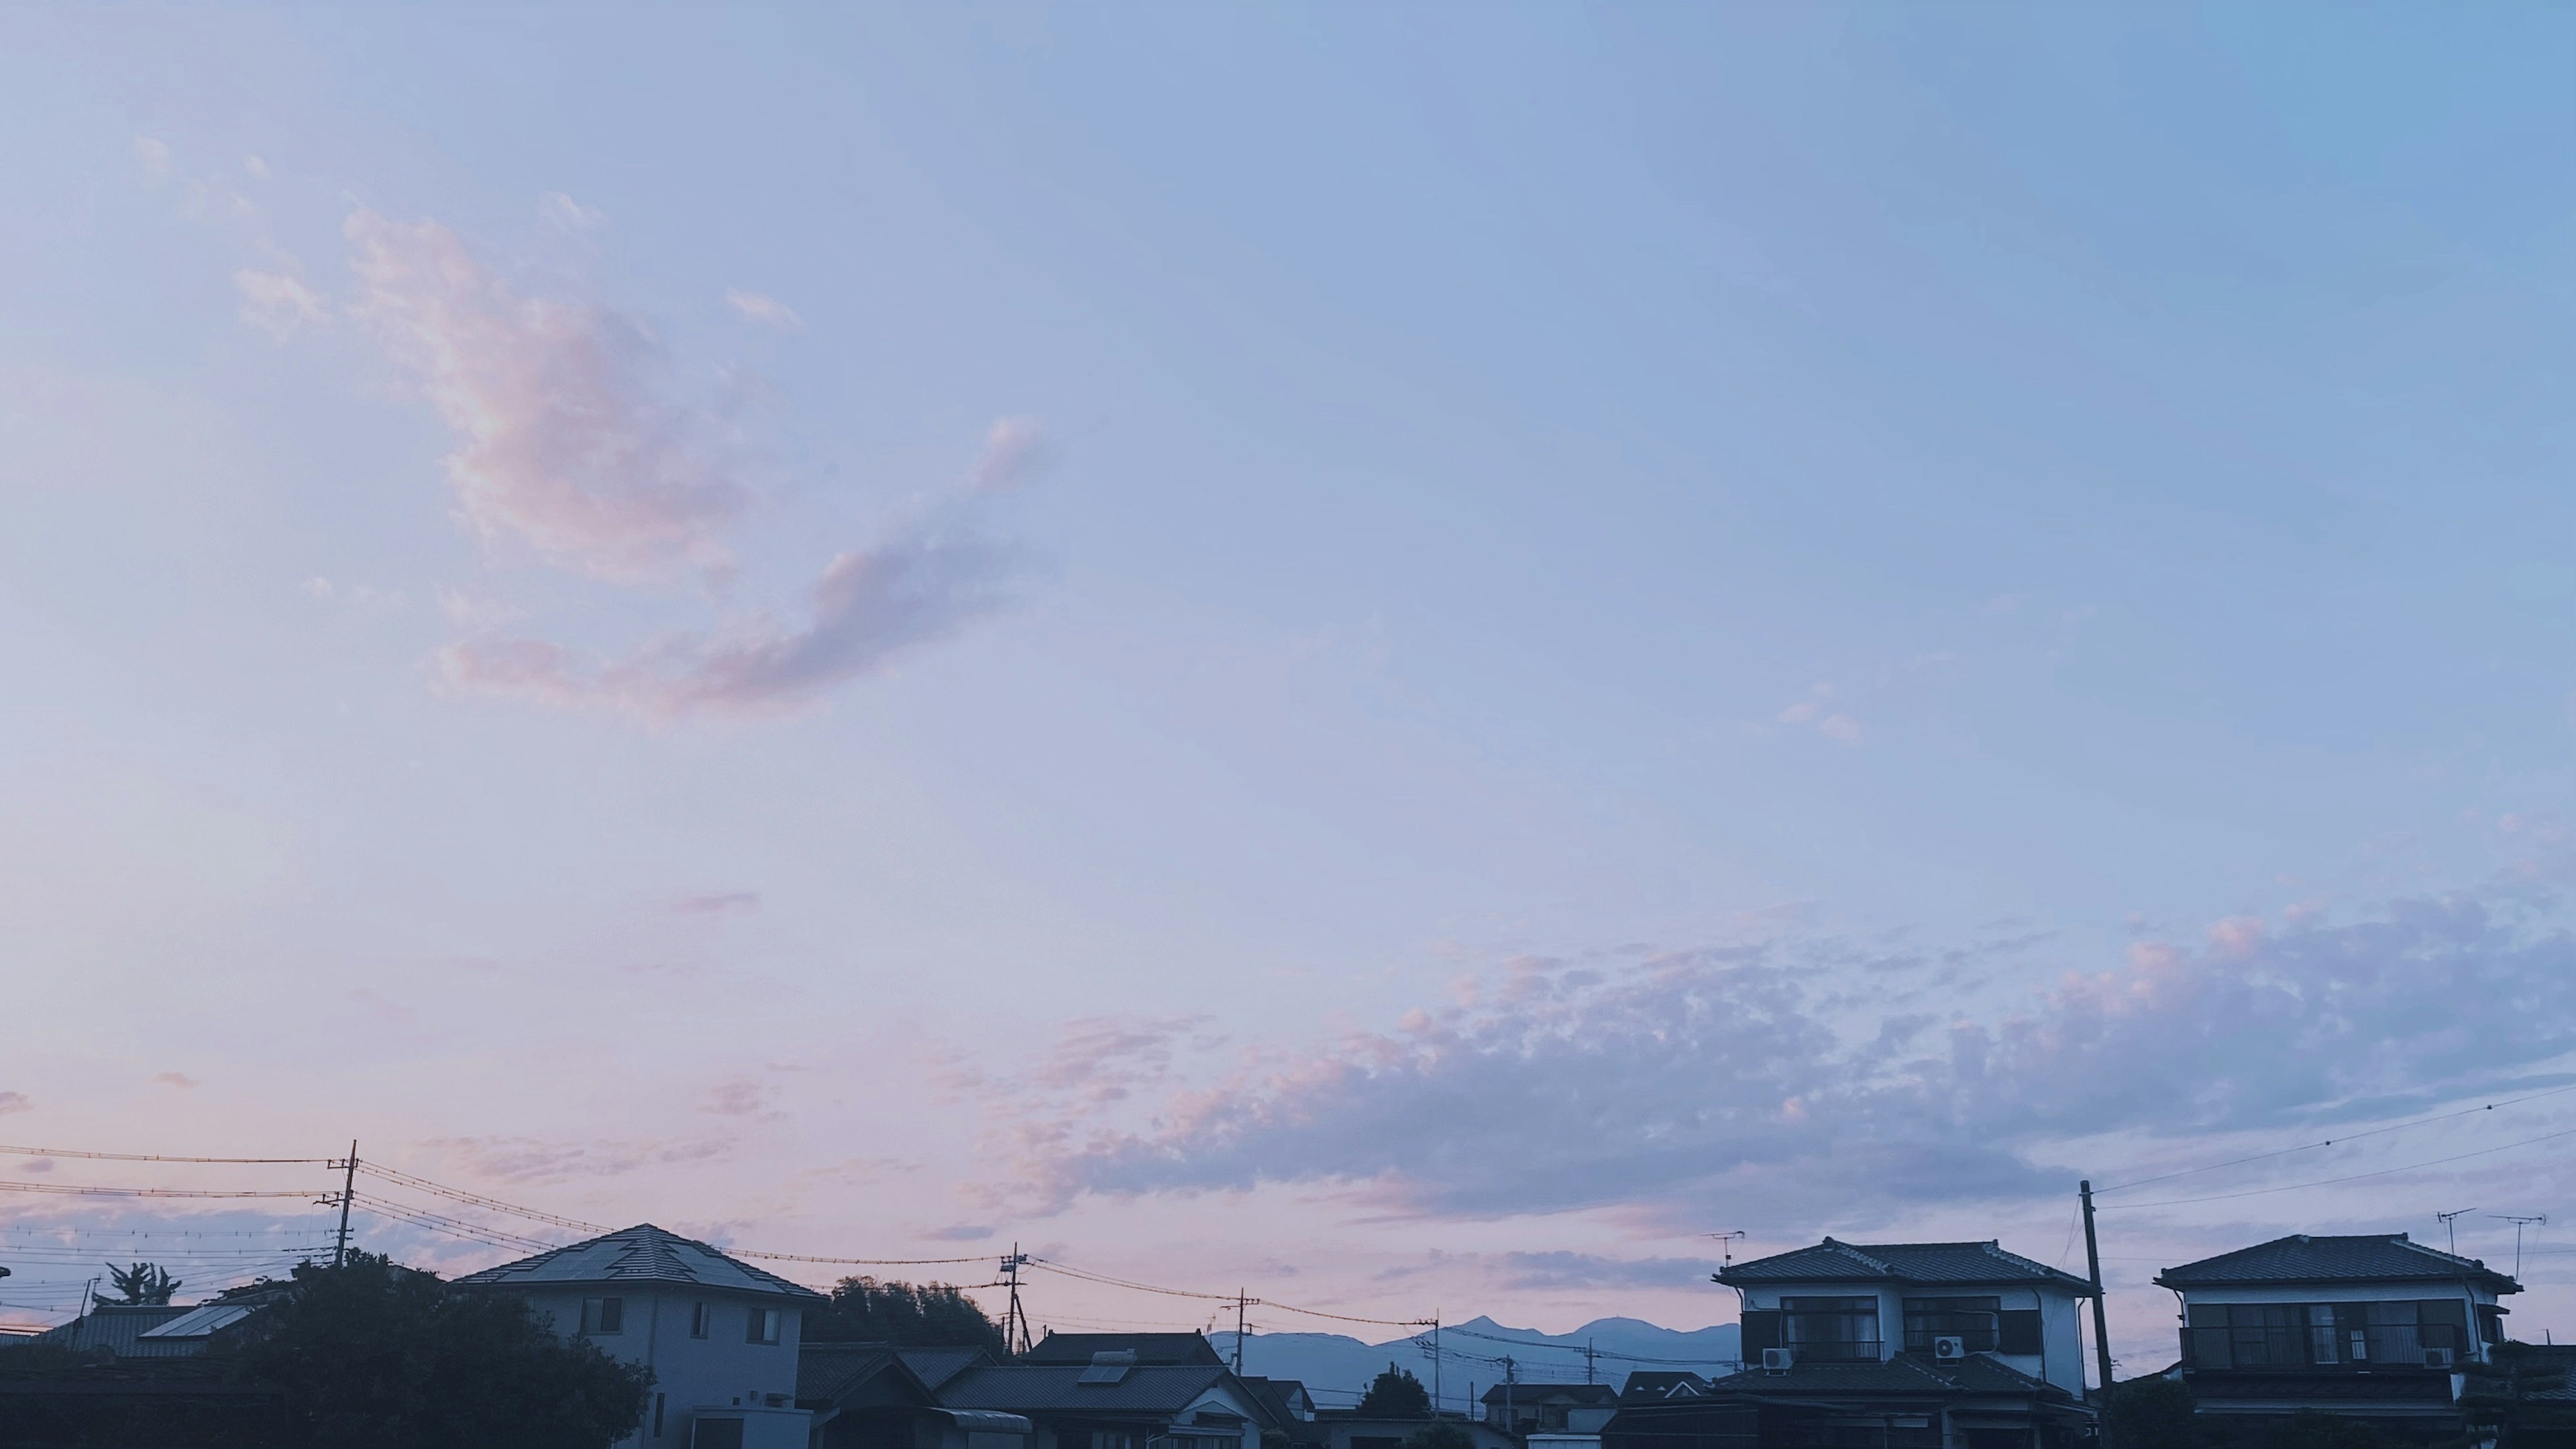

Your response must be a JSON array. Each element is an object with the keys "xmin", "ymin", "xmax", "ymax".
[
  {"xmin": 1004, "ymin": 894, "xmax": 2576, "ymax": 1226},
  {"xmin": 438, "ymin": 525, "xmax": 1014, "ymax": 719}
]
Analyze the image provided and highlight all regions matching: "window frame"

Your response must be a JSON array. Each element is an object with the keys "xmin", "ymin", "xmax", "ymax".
[
  {"xmin": 746, "ymin": 1305, "xmax": 784, "ymax": 1345},
  {"xmin": 580, "ymin": 1295, "xmax": 625, "ymax": 1336}
]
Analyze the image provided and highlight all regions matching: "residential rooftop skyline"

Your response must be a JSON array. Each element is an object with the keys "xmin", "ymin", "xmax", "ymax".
[{"xmin": 0, "ymin": 3, "xmax": 2568, "ymax": 1376}]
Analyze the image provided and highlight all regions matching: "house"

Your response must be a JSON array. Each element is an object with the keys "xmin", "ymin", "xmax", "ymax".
[
  {"xmin": 1614, "ymin": 1373, "xmax": 1717, "ymax": 1404},
  {"xmin": 27, "ymin": 1303, "xmax": 193, "ymax": 1358},
  {"xmin": 454, "ymin": 1222, "xmax": 826, "ymax": 1449},
  {"xmin": 1238, "ymin": 1376, "xmax": 1323, "ymax": 1449},
  {"xmin": 1024, "ymin": 1332, "xmax": 1230, "ymax": 1367},
  {"xmin": 1307, "ymin": 1405, "xmax": 1518, "ymax": 1449},
  {"xmin": 1479, "ymin": 1380, "xmax": 1621, "ymax": 1434},
  {"xmin": 795, "ymin": 1340, "xmax": 1034, "ymax": 1449},
  {"xmin": 1665, "ymin": 1237, "xmax": 2099, "ymax": 1449},
  {"xmin": 928, "ymin": 1333, "xmax": 1287, "ymax": 1449},
  {"xmin": 2154, "ymin": 1232, "xmax": 2522, "ymax": 1446}
]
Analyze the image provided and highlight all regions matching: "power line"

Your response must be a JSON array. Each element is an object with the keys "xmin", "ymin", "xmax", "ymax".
[
  {"xmin": 2102, "ymin": 1123, "xmax": 2576, "ymax": 1210},
  {"xmin": 0, "ymin": 1183, "xmax": 322, "ymax": 1200},
  {"xmin": 0, "ymin": 1144, "xmax": 333, "ymax": 1165},
  {"xmin": 2092, "ymin": 1081, "xmax": 2576, "ymax": 1195}
]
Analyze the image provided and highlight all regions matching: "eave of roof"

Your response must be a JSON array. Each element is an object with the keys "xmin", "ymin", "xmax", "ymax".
[{"xmin": 2154, "ymin": 1234, "xmax": 2519, "ymax": 1294}]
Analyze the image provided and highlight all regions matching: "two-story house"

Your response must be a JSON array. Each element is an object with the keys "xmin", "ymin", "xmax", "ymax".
[
  {"xmin": 1650, "ymin": 1238, "xmax": 2099, "ymax": 1449},
  {"xmin": 455, "ymin": 1222, "xmax": 825, "ymax": 1449},
  {"xmin": 929, "ymin": 1331, "xmax": 1288, "ymax": 1449},
  {"xmin": 2153, "ymin": 1232, "xmax": 2522, "ymax": 1446}
]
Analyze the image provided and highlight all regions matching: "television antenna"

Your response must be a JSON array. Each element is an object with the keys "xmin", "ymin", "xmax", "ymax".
[
  {"xmin": 2437, "ymin": 1208, "xmax": 2478, "ymax": 1254},
  {"xmin": 2491, "ymin": 1214, "xmax": 2547, "ymax": 1279},
  {"xmin": 1709, "ymin": 1231, "xmax": 1747, "ymax": 1267}
]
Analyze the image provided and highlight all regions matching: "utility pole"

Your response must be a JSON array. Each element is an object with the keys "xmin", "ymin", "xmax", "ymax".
[
  {"xmin": 1001, "ymin": 1246, "xmax": 1034, "ymax": 1356},
  {"xmin": 1584, "ymin": 1337, "xmax": 1599, "ymax": 1385},
  {"xmin": 2492, "ymin": 1215, "xmax": 2547, "ymax": 1280},
  {"xmin": 1502, "ymin": 1355, "xmax": 1516, "ymax": 1436},
  {"xmin": 2438, "ymin": 1208, "xmax": 2478, "ymax": 1255},
  {"xmin": 2080, "ymin": 1181, "xmax": 2115, "ymax": 1409},
  {"xmin": 1433, "ymin": 1316, "xmax": 1442, "ymax": 1417},
  {"xmin": 333, "ymin": 1142, "xmax": 358, "ymax": 1269},
  {"xmin": 1234, "ymin": 1289, "xmax": 1248, "ymax": 1373}
]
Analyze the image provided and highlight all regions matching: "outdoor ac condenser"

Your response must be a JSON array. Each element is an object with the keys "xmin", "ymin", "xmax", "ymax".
[
  {"xmin": 2424, "ymin": 1348, "xmax": 2456, "ymax": 1368},
  {"xmin": 1762, "ymin": 1348, "xmax": 1794, "ymax": 1372},
  {"xmin": 1933, "ymin": 1337, "xmax": 1967, "ymax": 1362}
]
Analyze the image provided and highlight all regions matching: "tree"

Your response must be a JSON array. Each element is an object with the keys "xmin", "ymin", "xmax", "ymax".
[
  {"xmin": 105, "ymin": 1261, "xmax": 181, "ymax": 1305},
  {"xmin": 804, "ymin": 1276, "xmax": 1007, "ymax": 1353},
  {"xmin": 231, "ymin": 1251, "xmax": 651, "ymax": 1449},
  {"xmin": 2104, "ymin": 1375, "xmax": 2202, "ymax": 1449},
  {"xmin": 1357, "ymin": 1364, "xmax": 1432, "ymax": 1418},
  {"xmin": 1404, "ymin": 1421, "xmax": 1475, "ymax": 1449}
]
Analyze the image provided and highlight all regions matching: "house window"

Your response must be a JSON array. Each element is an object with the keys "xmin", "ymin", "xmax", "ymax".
[
  {"xmin": 1902, "ymin": 1297, "xmax": 2001, "ymax": 1354},
  {"xmin": 1780, "ymin": 1296, "xmax": 1881, "ymax": 1362},
  {"xmin": 581, "ymin": 1297, "xmax": 625, "ymax": 1335},
  {"xmin": 746, "ymin": 1307, "xmax": 782, "ymax": 1345},
  {"xmin": 2184, "ymin": 1301, "xmax": 2471, "ymax": 1370},
  {"xmin": 691, "ymin": 1302, "xmax": 712, "ymax": 1339}
]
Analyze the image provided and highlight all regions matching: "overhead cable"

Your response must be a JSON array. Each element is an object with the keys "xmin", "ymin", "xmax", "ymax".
[{"xmin": 2092, "ymin": 1081, "xmax": 2576, "ymax": 1195}]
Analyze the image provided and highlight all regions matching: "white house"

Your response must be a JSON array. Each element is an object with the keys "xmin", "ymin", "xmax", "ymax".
[
  {"xmin": 1695, "ymin": 1238, "xmax": 2099, "ymax": 1449},
  {"xmin": 2153, "ymin": 1232, "xmax": 2522, "ymax": 1446},
  {"xmin": 455, "ymin": 1222, "xmax": 826, "ymax": 1449}
]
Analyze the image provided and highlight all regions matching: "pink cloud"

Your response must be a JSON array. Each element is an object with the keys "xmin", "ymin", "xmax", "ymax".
[
  {"xmin": 0, "ymin": 1091, "xmax": 28, "ymax": 1114},
  {"xmin": 439, "ymin": 529, "xmax": 1012, "ymax": 720},
  {"xmin": 969, "ymin": 416, "xmax": 1053, "ymax": 492},
  {"xmin": 153, "ymin": 1072, "xmax": 200, "ymax": 1089},
  {"xmin": 344, "ymin": 208, "xmax": 747, "ymax": 582}
]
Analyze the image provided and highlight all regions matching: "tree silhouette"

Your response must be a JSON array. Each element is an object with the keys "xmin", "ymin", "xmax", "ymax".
[
  {"xmin": 805, "ymin": 1276, "xmax": 1006, "ymax": 1353},
  {"xmin": 1358, "ymin": 1364, "xmax": 1432, "ymax": 1418},
  {"xmin": 106, "ymin": 1262, "xmax": 181, "ymax": 1305}
]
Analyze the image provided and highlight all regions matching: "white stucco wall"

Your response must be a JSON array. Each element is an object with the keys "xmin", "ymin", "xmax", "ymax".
[
  {"xmin": 1735, "ymin": 1281, "xmax": 2091, "ymax": 1393},
  {"xmin": 516, "ymin": 1287, "xmax": 808, "ymax": 1447}
]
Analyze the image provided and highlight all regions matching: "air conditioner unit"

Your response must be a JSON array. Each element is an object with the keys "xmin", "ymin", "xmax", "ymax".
[
  {"xmin": 1762, "ymin": 1348, "xmax": 1794, "ymax": 1372},
  {"xmin": 1933, "ymin": 1337, "xmax": 1967, "ymax": 1362},
  {"xmin": 2424, "ymin": 1348, "xmax": 2455, "ymax": 1369}
]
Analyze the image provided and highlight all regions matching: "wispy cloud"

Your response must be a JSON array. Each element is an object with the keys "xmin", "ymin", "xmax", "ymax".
[
  {"xmin": 344, "ymin": 207, "xmax": 749, "ymax": 583},
  {"xmin": 0, "ymin": 1092, "xmax": 28, "ymax": 1115},
  {"xmin": 724, "ymin": 289, "xmax": 803, "ymax": 333},
  {"xmin": 969, "ymin": 417, "xmax": 1053, "ymax": 493},
  {"xmin": 1004, "ymin": 893, "xmax": 2576, "ymax": 1226},
  {"xmin": 152, "ymin": 1073, "xmax": 200, "ymax": 1089},
  {"xmin": 438, "ymin": 525, "xmax": 1015, "ymax": 719},
  {"xmin": 235, "ymin": 268, "xmax": 330, "ymax": 340},
  {"xmin": 674, "ymin": 891, "xmax": 761, "ymax": 916}
]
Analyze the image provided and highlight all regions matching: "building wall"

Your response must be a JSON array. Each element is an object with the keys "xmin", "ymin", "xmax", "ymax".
[
  {"xmin": 2171, "ymin": 1281, "xmax": 2504, "ymax": 1364},
  {"xmin": 1734, "ymin": 1283, "xmax": 2090, "ymax": 1395},
  {"xmin": 516, "ymin": 1287, "xmax": 808, "ymax": 1447}
]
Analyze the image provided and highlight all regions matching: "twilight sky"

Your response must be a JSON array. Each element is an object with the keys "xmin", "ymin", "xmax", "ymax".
[{"xmin": 3, "ymin": 4, "xmax": 2573, "ymax": 1376}]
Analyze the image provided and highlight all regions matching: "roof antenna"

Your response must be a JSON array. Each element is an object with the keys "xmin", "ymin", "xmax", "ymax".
[
  {"xmin": 2491, "ymin": 1214, "xmax": 2546, "ymax": 1281},
  {"xmin": 2436, "ymin": 1208, "xmax": 2478, "ymax": 1256},
  {"xmin": 1708, "ymin": 1232, "xmax": 1746, "ymax": 1268}
]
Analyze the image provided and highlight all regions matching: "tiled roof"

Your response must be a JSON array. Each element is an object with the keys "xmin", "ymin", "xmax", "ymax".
[
  {"xmin": 29, "ymin": 1305, "xmax": 190, "ymax": 1358},
  {"xmin": 902, "ymin": 1345, "xmax": 997, "ymax": 1391},
  {"xmin": 1025, "ymin": 1332, "xmax": 1226, "ymax": 1366},
  {"xmin": 1706, "ymin": 1352, "xmax": 2070, "ymax": 1402},
  {"xmin": 1481, "ymin": 1382, "xmax": 1620, "ymax": 1405},
  {"xmin": 449, "ymin": 1223, "xmax": 824, "ymax": 1299},
  {"xmin": 1619, "ymin": 1371, "xmax": 1715, "ymax": 1402},
  {"xmin": 1716, "ymin": 1239, "xmax": 2094, "ymax": 1293},
  {"xmin": 800, "ymin": 1342, "xmax": 906, "ymax": 1404},
  {"xmin": 2155, "ymin": 1234, "xmax": 2518, "ymax": 1294},
  {"xmin": 938, "ymin": 1362, "xmax": 1234, "ymax": 1413}
]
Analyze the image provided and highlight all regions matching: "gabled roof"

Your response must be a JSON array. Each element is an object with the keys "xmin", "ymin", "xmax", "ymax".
[
  {"xmin": 798, "ymin": 1342, "xmax": 924, "ymax": 1407},
  {"xmin": 30, "ymin": 1304, "xmax": 190, "ymax": 1358},
  {"xmin": 1025, "ymin": 1332, "xmax": 1226, "ymax": 1366},
  {"xmin": 902, "ymin": 1344, "xmax": 998, "ymax": 1391},
  {"xmin": 1715, "ymin": 1239, "xmax": 2094, "ymax": 1293},
  {"xmin": 938, "ymin": 1362, "xmax": 1236, "ymax": 1414},
  {"xmin": 1620, "ymin": 1371, "xmax": 1715, "ymax": 1402},
  {"xmin": 2155, "ymin": 1234, "xmax": 2519, "ymax": 1295},
  {"xmin": 450, "ymin": 1223, "xmax": 824, "ymax": 1299},
  {"xmin": 1481, "ymin": 1382, "xmax": 1620, "ymax": 1405}
]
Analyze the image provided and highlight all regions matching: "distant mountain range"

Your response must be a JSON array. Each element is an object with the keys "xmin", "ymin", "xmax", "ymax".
[{"xmin": 1211, "ymin": 1316, "xmax": 1741, "ymax": 1413}]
